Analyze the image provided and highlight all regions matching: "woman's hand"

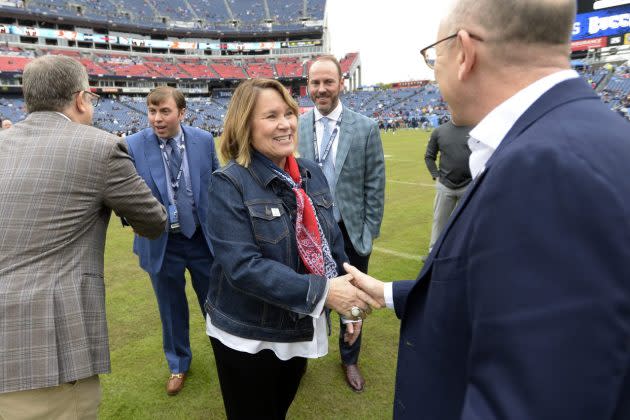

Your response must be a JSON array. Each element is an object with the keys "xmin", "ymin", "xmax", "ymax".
[{"xmin": 325, "ymin": 274, "xmax": 381, "ymax": 319}]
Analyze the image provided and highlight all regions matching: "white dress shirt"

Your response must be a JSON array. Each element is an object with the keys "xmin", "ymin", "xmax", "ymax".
[
  {"xmin": 468, "ymin": 69, "xmax": 579, "ymax": 179},
  {"xmin": 383, "ymin": 69, "xmax": 580, "ymax": 309},
  {"xmin": 313, "ymin": 101, "xmax": 343, "ymax": 164}
]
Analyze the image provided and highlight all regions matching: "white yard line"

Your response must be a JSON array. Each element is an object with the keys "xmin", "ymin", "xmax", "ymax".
[
  {"xmin": 373, "ymin": 246, "xmax": 423, "ymax": 262},
  {"xmin": 388, "ymin": 180, "xmax": 435, "ymax": 187}
]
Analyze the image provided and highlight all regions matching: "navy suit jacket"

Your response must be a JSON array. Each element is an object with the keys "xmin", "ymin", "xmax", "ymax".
[
  {"xmin": 125, "ymin": 125, "xmax": 220, "ymax": 274},
  {"xmin": 392, "ymin": 78, "xmax": 630, "ymax": 419}
]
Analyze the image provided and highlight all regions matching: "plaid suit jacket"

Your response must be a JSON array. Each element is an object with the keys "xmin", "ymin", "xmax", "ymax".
[
  {"xmin": 0, "ymin": 112, "xmax": 166, "ymax": 394},
  {"xmin": 298, "ymin": 106, "xmax": 385, "ymax": 256}
]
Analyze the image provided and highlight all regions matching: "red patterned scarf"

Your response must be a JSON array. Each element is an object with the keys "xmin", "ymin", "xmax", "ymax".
[{"xmin": 284, "ymin": 155, "xmax": 325, "ymax": 275}]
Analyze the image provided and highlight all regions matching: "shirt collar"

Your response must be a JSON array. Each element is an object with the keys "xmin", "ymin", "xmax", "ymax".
[
  {"xmin": 54, "ymin": 112, "xmax": 71, "ymax": 121},
  {"xmin": 469, "ymin": 69, "xmax": 579, "ymax": 152},
  {"xmin": 314, "ymin": 101, "xmax": 343, "ymax": 123},
  {"xmin": 158, "ymin": 126, "xmax": 183, "ymax": 144}
]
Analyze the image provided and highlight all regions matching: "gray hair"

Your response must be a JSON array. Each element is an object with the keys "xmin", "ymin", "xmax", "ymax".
[
  {"xmin": 446, "ymin": 0, "xmax": 576, "ymax": 45},
  {"xmin": 22, "ymin": 55, "xmax": 89, "ymax": 113}
]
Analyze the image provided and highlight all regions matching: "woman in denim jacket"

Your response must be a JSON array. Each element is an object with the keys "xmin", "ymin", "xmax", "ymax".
[{"xmin": 204, "ymin": 79, "xmax": 380, "ymax": 420}]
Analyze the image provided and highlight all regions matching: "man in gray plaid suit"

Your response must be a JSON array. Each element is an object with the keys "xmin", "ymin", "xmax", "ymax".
[
  {"xmin": 298, "ymin": 55, "xmax": 385, "ymax": 393},
  {"xmin": 0, "ymin": 55, "xmax": 166, "ymax": 419}
]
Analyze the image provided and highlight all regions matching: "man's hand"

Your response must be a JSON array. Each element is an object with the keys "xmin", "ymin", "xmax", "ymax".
[
  {"xmin": 343, "ymin": 263, "xmax": 386, "ymax": 308},
  {"xmin": 343, "ymin": 320, "xmax": 362, "ymax": 346},
  {"xmin": 325, "ymin": 274, "xmax": 382, "ymax": 319}
]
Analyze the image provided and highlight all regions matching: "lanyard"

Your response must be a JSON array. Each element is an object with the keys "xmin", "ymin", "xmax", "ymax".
[
  {"xmin": 159, "ymin": 135, "xmax": 185, "ymax": 192},
  {"xmin": 312, "ymin": 111, "xmax": 343, "ymax": 166}
]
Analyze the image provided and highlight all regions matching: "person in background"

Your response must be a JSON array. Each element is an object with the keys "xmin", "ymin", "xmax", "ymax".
[
  {"xmin": 423, "ymin": 118, "xmax": 472, "ymax": 255},
  {"xmin": 125, "ymin": 86, "xmax": 220, "ymax": 396},
  {"xmin": 298, "ymin": 55, "xmax": 385, "ymax": 393}
]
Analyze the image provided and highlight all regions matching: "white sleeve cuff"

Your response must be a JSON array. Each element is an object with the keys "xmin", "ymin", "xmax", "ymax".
[{"xmin": 384, "ymin": 282, "xmax": 395, "ymax": 309}]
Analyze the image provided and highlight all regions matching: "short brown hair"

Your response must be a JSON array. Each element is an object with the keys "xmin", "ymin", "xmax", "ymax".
[
  {"xmin": 146, "ymin": 86, "xmax": 186, "ymax": 110},
  {"xmin": 221, "ymin": 78, "xmax": 299, "ymax": 167},
  {"xmin": 310, "ymin": 55, "xmax": 342, "ymax": 79}
]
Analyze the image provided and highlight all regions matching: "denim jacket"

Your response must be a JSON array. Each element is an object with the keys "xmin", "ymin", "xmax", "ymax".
[{"xmin": 205, "ymin": 152, "xmax": 347, "ymax": 342}]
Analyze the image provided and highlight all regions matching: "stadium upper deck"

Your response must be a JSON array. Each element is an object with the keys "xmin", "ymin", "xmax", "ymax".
[{"xmin": 0, "ymin": 0, "xmax": 325, "ymax": 35}]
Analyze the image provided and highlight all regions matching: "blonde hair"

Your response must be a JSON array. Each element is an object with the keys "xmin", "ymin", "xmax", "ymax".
[{"xmin": 220, "ymin": 78, "xmax": 299, "ymax": 167}]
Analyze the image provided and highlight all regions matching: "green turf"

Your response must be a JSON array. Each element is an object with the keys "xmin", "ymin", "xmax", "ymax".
[{"xmin": 100, "ymin": 128, "xmax": 435, "ymax": 419}]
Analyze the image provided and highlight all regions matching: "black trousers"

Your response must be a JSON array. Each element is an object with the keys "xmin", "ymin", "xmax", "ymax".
[
  {"xmin": 210, "ymin": 337, "xmax": 307, "ymax": 420},
  {"xmin": 338, "ymin": 221, "xmax": 371, "ymax": 365}
]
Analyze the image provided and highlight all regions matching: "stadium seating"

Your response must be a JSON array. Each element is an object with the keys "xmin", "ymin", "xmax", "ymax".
[
  {"xmin": 210, "ymin": 60, "xmax": 248, "ymax": 79},
  {"xmin": 0, "ymin": 56, "xmax": 30, "ymax": 73},
  {"xmin": 227, "ymin": 0, "xmax": 266, "ymax": 22},
  {"xmin": 268, "ymin": 0, "xmax": 303, "ymax": 23},
  {"xmin": 244, "ymin": 60, "xmax": 275, "ymax": 78},
  {"xmin": 275, "ymin": 57, "xmax": 305, "ymax": 78},
  {"xmin": 1, "ymin": 0, "xmax": 325, "ymax": 30}
]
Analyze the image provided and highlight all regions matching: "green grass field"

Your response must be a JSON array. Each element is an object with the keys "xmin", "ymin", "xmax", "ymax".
[{"xmin": 100, "ymin": 128, "xmax": 435, "ymax": 419}]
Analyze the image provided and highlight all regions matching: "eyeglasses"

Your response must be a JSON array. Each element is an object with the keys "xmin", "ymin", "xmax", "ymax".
[
  {"xmin": 420, "ymin": 31, "xmax": 485, "ymax": 70},
  {"xmin": 72, "ymin": 90, "xmax": 100, "ymax": 108}
]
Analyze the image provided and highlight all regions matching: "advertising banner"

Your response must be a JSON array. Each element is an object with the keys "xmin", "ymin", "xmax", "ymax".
[
  {"xmin": 571, "ymin": 36, "xmax": 608, "ymax": 50},
  {"xmin": 573, "ymin": 4, "xmax": 630, "ymax": 40},
  {"xmin": 608, "ymin": 34, "xmax": 624, "ymax": 44}
]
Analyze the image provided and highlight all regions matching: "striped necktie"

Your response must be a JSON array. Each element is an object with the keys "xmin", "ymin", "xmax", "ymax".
[{"xmin": 166, "ymin": 138, "xmax": 196, "ymax": 238}]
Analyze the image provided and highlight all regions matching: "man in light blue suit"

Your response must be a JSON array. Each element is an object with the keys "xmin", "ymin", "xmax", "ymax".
[
  {"xmin": 345, "ymin": 0, "xmax": 630, "ymax": 418},
  {"xmin": 298, "ymin": 55, "xmax": 385, "ymax": 392},
  {"xmin": 125, "ymin": 87, "xmax": 220, "ymax": 396}
]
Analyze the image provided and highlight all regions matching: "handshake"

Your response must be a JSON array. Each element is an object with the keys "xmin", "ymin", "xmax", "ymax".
[{"xmin": 324, "ymin": 262, "xmax": 387, "ymax": 337}]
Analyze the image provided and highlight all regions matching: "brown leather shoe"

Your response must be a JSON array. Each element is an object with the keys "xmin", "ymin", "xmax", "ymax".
[
  {"xmin": 342, "ymin": 364, "xmax": 365, "ymax": 392},
  {"xmin": 166, "ymin": 373, "xmax": 186, "ymax": 396}
]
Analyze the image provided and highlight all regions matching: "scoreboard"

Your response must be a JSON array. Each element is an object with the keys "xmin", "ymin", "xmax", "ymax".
[{"xmin": 572, "ymin": 0, "xmax": 630, "ymax": 50}]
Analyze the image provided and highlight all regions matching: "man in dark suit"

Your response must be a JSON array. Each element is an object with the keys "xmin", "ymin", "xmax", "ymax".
[
  {"xmin": 0, "ymin": 55, "xmax": 165, "ymax": 419},
  {"xmin": 345, "ymin": 0, "xmax": 630, "ymax": 418},
  {"xmin": 298, "ymin": 55, "xmax": 385, "ymax": 392},
  {"xmin": 125, "ymin": 87, "xmax": 220, "ymax": 396}
]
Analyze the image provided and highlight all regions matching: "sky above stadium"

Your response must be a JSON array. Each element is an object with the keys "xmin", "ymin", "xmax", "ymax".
[{"xmin": 327, "ymin": 1, "xmax": 451, "ymax": 86}]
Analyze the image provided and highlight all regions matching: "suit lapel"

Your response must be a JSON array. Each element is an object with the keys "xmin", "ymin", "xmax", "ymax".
[
  {"xmin": 144, "ymin": 131, "xmax": 169, "ymax": 205},
  {"xmin": 299, "ymin": 110, "xmax": 316, "ymax": 161},
  {"xmin": 334, "ymin": 108, "xmax": 355, "ymax": 182},
  {"xmin": 417, "ymin": 169, "xmax": 489, "ymax": 278},
  {"xmin": 418, "ymin": 77, "xmax": 597, "ymax": 280},
  {"xmin": 182, "ymin": 126, "xmax": 201, "ymax": 205}
]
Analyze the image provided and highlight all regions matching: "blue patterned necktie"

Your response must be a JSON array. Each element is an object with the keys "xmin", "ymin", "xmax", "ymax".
[
  {"xmin": 167, "ymin": 138, "xmax": 196, "ymax": 238},
  {"xmin": 319, "ymin": 117, "xmax": 340, "ymax": 221}
]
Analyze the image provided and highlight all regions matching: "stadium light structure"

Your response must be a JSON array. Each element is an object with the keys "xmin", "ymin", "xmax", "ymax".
[{"xmin": 594, "ymin": 0, "xmax": 630, "ymax": 9}]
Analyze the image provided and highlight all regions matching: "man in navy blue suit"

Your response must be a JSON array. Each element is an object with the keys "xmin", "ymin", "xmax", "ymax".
[
  {"xmin": 346, "ymin": 0, "xmax": 630, "ymax": 419},
  {"xmin": 126, "ymin": 87, "xmax": 220, "ymax": 396}
]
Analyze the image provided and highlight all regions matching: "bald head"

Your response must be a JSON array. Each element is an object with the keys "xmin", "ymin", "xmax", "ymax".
[{"xmin": 444, "ymin": 0, "xmax": 576, "ymax": 47}]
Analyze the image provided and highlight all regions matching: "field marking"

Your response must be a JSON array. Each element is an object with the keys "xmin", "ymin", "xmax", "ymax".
[
  {"xmin": 388, "ymin": 180, "xmax": 435, "ymax": 187},
  {"xmin": 373, "ymin": 246, "xmax": 423, "ymax": 262}
]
